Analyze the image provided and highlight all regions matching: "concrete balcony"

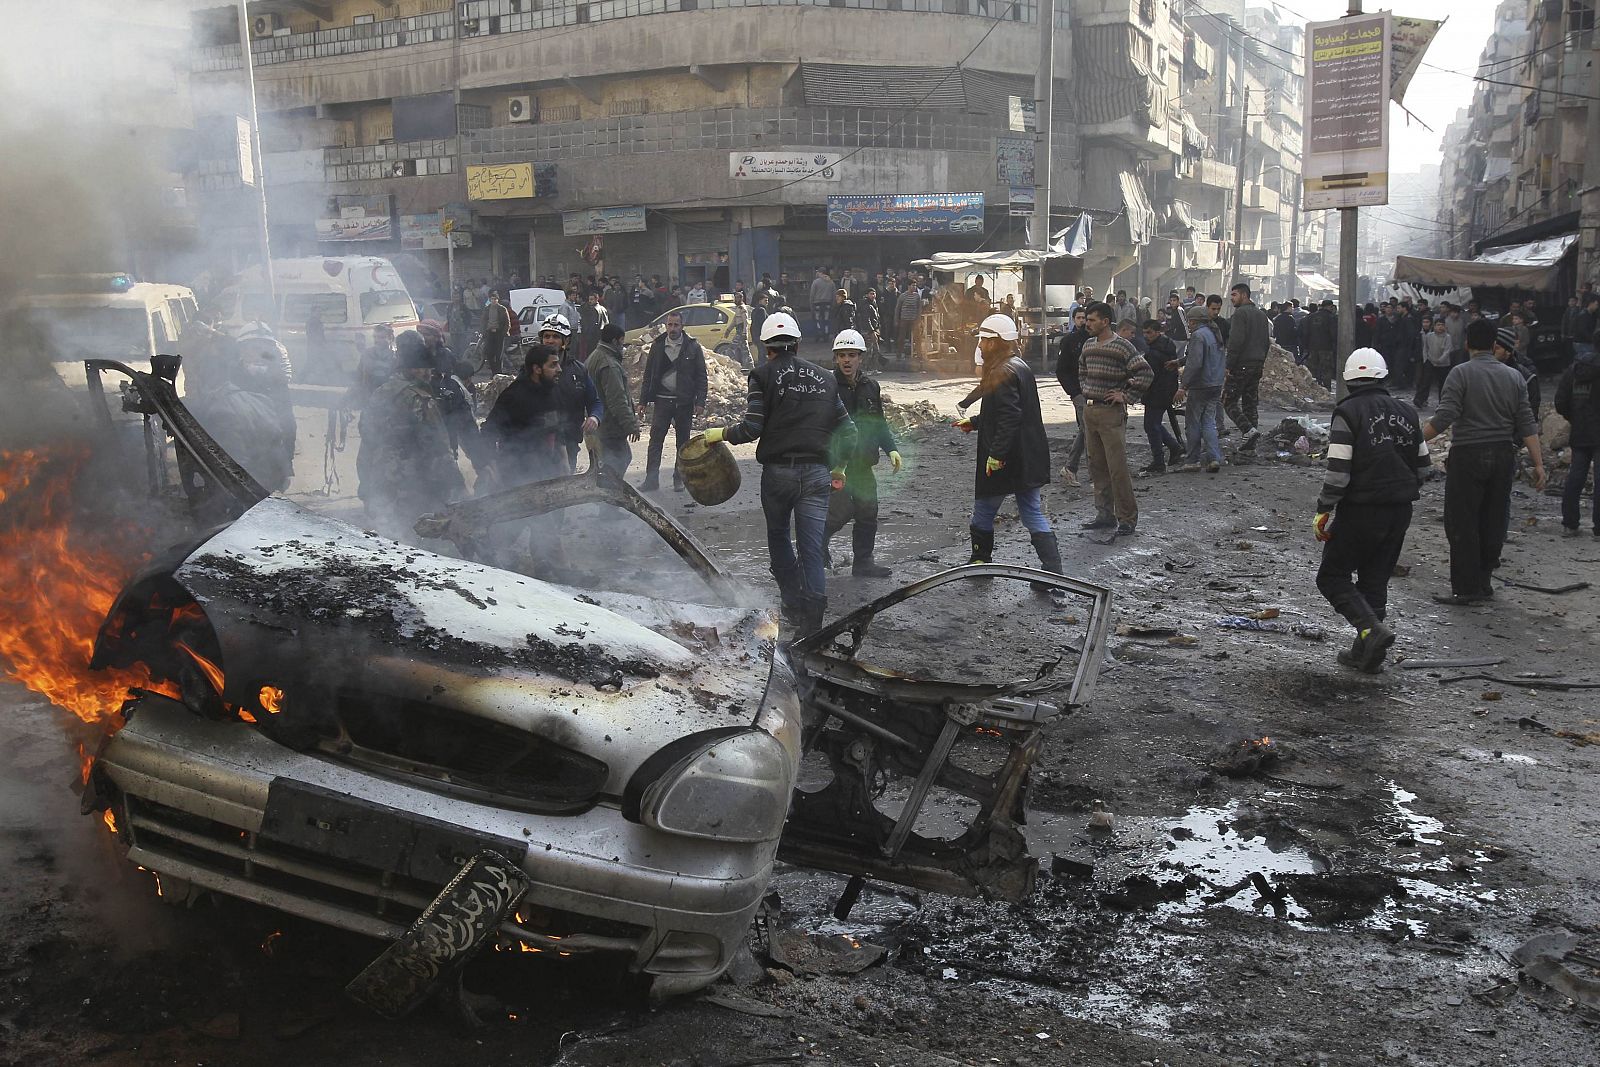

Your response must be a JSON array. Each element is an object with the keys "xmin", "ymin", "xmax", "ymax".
[
  {"xmin": 1174, "ymin": 156, "xmax": 1236, "ymax": 192},
  {"xmin": 1243, "ymin": 183, "xmax": 1282, "ymax": 215}
]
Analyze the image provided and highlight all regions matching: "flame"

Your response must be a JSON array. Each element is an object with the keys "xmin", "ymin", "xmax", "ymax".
[
  {"xmin": 0, "ymin": 448, "xmax": 177, "ymax": 769},
  {"xmin": 177, "ymin": 641, "xmax": 225, "ymax": 694},
  {"xmin": 262, "ymin": 930, "xmax": 283, "ymax": 957},
  {"xmin": 102, "ymin": 809, "xmax": 117, "ymax": 833},
  {"xmin": 259, "ymin": 685, "xmax": 284, "ymax": 715}
]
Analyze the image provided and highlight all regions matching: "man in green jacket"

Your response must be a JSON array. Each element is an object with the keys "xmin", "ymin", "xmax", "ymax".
[{"xmin": 585, "ymin": 323, "xmax": 640, "ymax": 474}]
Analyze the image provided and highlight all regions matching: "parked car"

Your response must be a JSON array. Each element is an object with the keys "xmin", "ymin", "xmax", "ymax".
[
  {"xmin": 77, "ymin": 360, "xmax": 1112, "ymax": 1011},
  {"xmin": 623, "ymin": 302, "xmax": 748, "ymax": 365}
]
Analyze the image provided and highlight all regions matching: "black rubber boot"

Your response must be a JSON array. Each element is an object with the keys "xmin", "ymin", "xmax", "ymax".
[
  {"xmin": 852, "ymin": 523, "xmax": 890, "ymax": 577},
  {"xmin": 1336, "ymin": 632, "xmax": 1366, "ymax": 670},
  {"xmin": 1030, "ymin": 531, "xmax": 1064, "ymax": 574},
  {"xmin": 797, "ymin": 594, "xmax": 828, "ymax": 636},
  {"xmin": 968, "ymin": 526, "xmax": 995, "ymax": 565}
]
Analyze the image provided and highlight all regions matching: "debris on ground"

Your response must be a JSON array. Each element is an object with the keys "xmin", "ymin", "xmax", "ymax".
[
  {"xmin": 1259, "ymin": 346, "xmax": 1332, "ymax": 410},
  {"xmin": 767, "ymin": 930, "xmax": 886, "ymax": 976},
  {"xmin": 1209, "ymin": 736, "xmax": 1283, "ymax": 777},
  {"xmin": 1438, "ymin": 673, "xmax": 1600, "ymax": 691},
  {"xmin": 1398, "ymin": 657, "xmax": 1506, "ymax": 670},
  {"xmin": 882, "ymin": 397, "xmax": 944, "ymax": 436},
  {"xmin": 1049, "ymin": 854, "xmax": 1094, "ymax": 880},
  {"xmin": 1496, "ymin": 577, "xmax": 1591, "ymax": 595},
  {"xmin": 1511, "ymin": 931, "xmax": 1600, "ymax": 1013},
  {"xmin": 1214, "ymin": 615, "xmax": 1326, "ymax": 640}
]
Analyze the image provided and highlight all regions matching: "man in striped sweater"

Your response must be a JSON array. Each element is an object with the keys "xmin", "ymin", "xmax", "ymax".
[{"xmin": 1313, "ymin": 348, "xmax": 1431, "ymax": 673}]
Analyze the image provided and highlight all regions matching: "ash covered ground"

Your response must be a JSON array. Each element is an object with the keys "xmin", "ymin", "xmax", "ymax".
[{"xmin": 1, "ymin": 364, "xmax": 1598, "ymax": 1067}]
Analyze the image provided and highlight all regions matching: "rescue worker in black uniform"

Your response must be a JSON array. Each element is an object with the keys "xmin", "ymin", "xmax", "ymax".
[
  {"xmin": 822, "ymin": 329, "xmax": 902, "ymax": 578},
  {"xmin": 704, "ymin": 312, "xmax": 855, "ymax": 634},
  {"xmin": 1313, "ymin": 348, "xmax": 1432, "ymax": 673}
]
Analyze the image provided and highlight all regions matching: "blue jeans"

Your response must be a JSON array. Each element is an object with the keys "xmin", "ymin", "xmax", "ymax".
[
  {"xmin": 972, "ymin": 487, "xmax": 1052, "ymax": 534},
  {"xmin": 1143, "ymin": 400, "xmax": 1182, "ymax": 466},
  {"xmin": 761, "ymin": 462, "xmax": 832, "ymax": 606},
  {"xmin": 1184, "ymin": 385, "xmax": 1223, "ymax": 465}
]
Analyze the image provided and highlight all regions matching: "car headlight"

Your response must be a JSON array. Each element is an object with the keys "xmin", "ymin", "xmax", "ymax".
[{"xmin": 629, "ymin": 728, "xmax": 791, "ymax": 843}]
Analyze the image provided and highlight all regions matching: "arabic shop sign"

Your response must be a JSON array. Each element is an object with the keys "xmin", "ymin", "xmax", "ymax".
[
  {"xmin": 729, "ymin": 151, "xmax": 843, "ymax": 181},
  {"xmin": 827, "ymin": 193, "xmax": 987, "ymax": 235},
  {"xmin": 466, "ymin": 162, "xmax": 558, "ymax": 201},
  {"xmin": 562, "ymin": 206, "xmax": 647, "ymax": 235},
  {"xmin": 1303, "ymin": 13, "xmax": 1391, "ymax": 210}
]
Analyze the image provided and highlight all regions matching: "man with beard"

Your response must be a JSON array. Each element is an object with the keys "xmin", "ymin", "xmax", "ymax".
[
  {"xmin": 1077, "ymin": 301, "xmax": 1153, "ymax": 537},
  {"xmin": 484, "ymin": 344, "xmax": 567, "ymax": 486},
  {"xmin": 956, "ymin": 314, "xmax": 1061, "ymax": 577}
]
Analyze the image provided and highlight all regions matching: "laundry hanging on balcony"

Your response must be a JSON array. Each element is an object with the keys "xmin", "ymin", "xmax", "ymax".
[{"xmin": 1117, "ymin": 170, "xmax": 1157, "ymax": 247}]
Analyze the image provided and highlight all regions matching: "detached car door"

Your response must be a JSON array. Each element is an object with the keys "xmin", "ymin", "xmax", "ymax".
[{"xmin": 777, "ymin": 565, "xmax": 1113, "ymax": 902}]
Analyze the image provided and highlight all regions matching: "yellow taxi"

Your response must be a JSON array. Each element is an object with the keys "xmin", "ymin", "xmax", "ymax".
[{"xmin": 623, "ymin": 301, "xmax": 752, "ymax": 364}]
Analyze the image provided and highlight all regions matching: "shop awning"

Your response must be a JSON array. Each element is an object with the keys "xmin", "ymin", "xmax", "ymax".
[
  {"xmin": 1296, "ymin": 270, "xmax": 1338, "ymax": 292},
  {"xmin": 912, "ymin": 248, "xmax": 1078, "ymax": 273},
  {"xmin": 1392, "ymin": 233, "xmax": 1576, "ymax": 291}
]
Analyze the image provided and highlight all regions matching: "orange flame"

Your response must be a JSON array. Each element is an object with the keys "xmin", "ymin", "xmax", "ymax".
[
  {"xmin": 102, "ymin": 809, "xmax": 117, "ymax": 833},
  {"xmin": 0, "ymin": 449, "xmax": 176, "ymax": 751},
  {"xmin": 177, "ymin": 641, "xmax": 225, "ymax": 694},
  {"xmin": 259, "ymin": 685, "xmax": 284, "ymax": 715}
]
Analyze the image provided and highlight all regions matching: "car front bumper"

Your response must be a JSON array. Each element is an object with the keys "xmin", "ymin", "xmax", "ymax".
[{"xmin": 95, "ymin": 695, "xmax": 793, "ymax": 996}]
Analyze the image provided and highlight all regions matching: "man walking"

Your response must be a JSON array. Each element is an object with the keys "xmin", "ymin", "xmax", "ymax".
[
  {"xmin": 586, "ymin": 322, "xmax": 640, "ymax": 475},
  {"xmin": 1052, "ymin": 307, "xmax": 1089, "ymax": 486},
  {"xmin": 1138, "ymin": 319, "xmax": 1186, "ymax": 473},
  {"xmin": 1313, "ymin": 349, "xmax": 1431, "ymax": 673},
  {"xmin": 704, "ymin": 312, "xmax": 855, "ymax": 633},
  {"xmin": 1554, "ymin": 341, "xmax": 1599, "ymax": 537},
  {"xmin": 823, "ymin": 330, "xmax": 902, "ymax": 577},
  {"xmin": 1223, "ymin": 283, "xmax": 1271, "ymax": 451},
  {"xmin": 484, "ymin": 344, "xmax": 568, "ymax": 487},
  {"xmin": 639, "ymin": 310, "xmax": 708, "ymax": 491},
  {"xmin": 1416, "ymin": 317, "xmax": 1452, "ymax": 407},
  {"xmin": 480, "ymin": 291, "xmax": 511, "ymax": 375},
  {"xmin": 895, "ymin": 281, "xmax": 924, "ymax": 361},
  {"xmin": 1423, "ymin": 319, "xmax": 1547, "ymax": 604},
  {"xmin": 810, "ymin": 268, "xmax": 836, "ymax": 338},
  {"xmin": 1078, "ymin": 301, "xmax": 1153, "ymax": 537},
  {"xmin": 1303, "ymin": 299, "xmax": 1338, "ymax": 387},
  {"xmin": 958, "ymin": 315, "xmax": 1061, "ymax": 577}
]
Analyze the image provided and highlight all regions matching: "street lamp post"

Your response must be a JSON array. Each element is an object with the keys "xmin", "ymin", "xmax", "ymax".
[{"xmin": 235, "ymin": 0, "xmax": 276, "ymax": 321}]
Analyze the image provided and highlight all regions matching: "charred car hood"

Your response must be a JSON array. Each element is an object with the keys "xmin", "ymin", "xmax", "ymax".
[{"xmin": 173, "ymin": 498, "xmax": 777, "ymax": 795}]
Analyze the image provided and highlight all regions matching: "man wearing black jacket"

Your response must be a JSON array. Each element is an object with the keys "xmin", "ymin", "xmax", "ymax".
[
  {"xmin": 1302, "ymin": 300, "xmax": 1338, "ymax": 386},
  {"xmin": 705, "ymin": 312, "xmax": 855, "ymax": 634},
  {"xmin": 823, "ymin": 329, "xmax": 902, "ymax": 577},
  {"xmin": 1053, "ymin": 308, "xmax": 1089, "ymax": 486},
  {"xmin": 1139, "ymin": 322, "xmax": 1186, "ymax": 473},
  {"xmin": 1313, "ymin": 348, "xmax": 1431, "ymax": 672},
  {"xmin": 484, "ymin": 343, "xmax": 567, "ymax": 486},
  {"xmin": 639, "ymin": 310, "xmax": 708, "ymax": 491}
]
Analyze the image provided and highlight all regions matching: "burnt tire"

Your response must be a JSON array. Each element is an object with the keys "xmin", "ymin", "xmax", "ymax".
[{"xmin": 345, "ymin": 850, "xmax": 530, "ymax": 1019}]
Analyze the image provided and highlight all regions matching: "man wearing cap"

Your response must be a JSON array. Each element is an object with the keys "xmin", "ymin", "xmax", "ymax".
[
  {"xmin": 957, "ymin": 314, "xmax": 1061, "ymax": 576},
  {"xmin": 1077, "ymin": 301, "xmax": 1154, "ymax": 537},
  {"xmin": 704, "ymin": 312, "xmax": 855, "ymax": 633},
  {"xmin": 1175, "ymin": 303, "xmax": 1226, "ymax": 472},
  {"xmin": 823, "ymin": 329, "xmax": 902, "ymax": 578},
  {"xmin": 639, "ymin": 310, "xmax": 707, "ymax": 491},
  {"xmin": 359, "ymin": 330, "xmax": 467, "ymax": 538},
  {"xmin": 586, "ymin": 322, "xmax": 639, "ymax": 475},
  {"xmin": 1313, "ymin": 348, "xmax": 1431, "ymax": 672},
  {"xmin": 1423, "ymin": 319, "xmax": 1547, "ymax": 605}
]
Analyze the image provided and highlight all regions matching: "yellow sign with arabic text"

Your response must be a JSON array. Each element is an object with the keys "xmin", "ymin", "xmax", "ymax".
[{"xmin": 467, "ymin": 162, "xmax": 534, "ymax": 201}]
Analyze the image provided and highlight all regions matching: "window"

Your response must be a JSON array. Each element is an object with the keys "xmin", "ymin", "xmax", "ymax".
[
  {"xmin": 358, "ymin": 289, "xmax": 416, "ymax": 325},
  {"xmin": 284, "ymin": 292, "xmax": 350, "ymax": 325},
  {"xmin": 677, "ymin": 306, "xmax": 720, "ymax": 326}
]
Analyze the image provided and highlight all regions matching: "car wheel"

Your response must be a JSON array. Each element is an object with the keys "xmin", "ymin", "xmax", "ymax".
[{"xmin": 716, "ymin": 342, "xmax": 750, "ymax": 368}]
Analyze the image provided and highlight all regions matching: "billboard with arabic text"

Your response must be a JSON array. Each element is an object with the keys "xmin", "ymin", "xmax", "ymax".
[{"xmin": 827, "ymin": 193, "xmax": 986, "ymax": 235}]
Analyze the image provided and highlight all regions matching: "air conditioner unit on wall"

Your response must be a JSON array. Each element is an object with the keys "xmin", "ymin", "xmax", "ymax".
[
  {"xmin": 250, "ymin": 13, "xmax": 280, "ymax": 37},
  {"xmin": 508, "ymin": 95, "xmax": 533, "ymax": 123}
]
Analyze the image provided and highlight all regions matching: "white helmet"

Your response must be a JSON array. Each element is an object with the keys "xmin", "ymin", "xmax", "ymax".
[
  {"xmin": 975, "ymin": 313, "xmax": 1019, "ymax": 342},
  {"xmin": 832, "ymin": 328, "xmax": 866, "ymax": 352},
  {"xmin": 235, "ymin": 320, "xmax": 275, "ymax": 342},
  {"xmin": 760, "ymin": 311, "xmax": 802, "ymax": 345},
  {"xmin": 538, "ymin": 312, "xmax": 573, "ymax": 337},
  {"xmin": 1343, "ymin": 348, "xmax": 1388, "ymax": 381}
]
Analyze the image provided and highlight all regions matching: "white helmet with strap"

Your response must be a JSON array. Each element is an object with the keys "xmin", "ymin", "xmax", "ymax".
[
  {"xmin": 760, "ymin": 311, "xmax": 802, "ymax": 345},
  {"xmin": 538, "ymin": 312, "xmax": 573, "ymax": 337},
  {"xmin": 832, "ymin": 328, "xmax": 866, "ymax": 351}
]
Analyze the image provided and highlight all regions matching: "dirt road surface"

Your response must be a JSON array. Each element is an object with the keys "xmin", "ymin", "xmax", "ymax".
[{"xmin": 2, "ymin": 365, "xmax": 1597, "ymax": 1066}]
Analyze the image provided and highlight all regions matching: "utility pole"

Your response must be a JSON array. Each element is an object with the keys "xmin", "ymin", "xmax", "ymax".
[
  {"xmin": 235, "ymin": 0, "xmax": 277, "ymax": 321},
  {"xmin": 1032, "ymin": 0, "xmax": 1055, "ymax": 252},
  {"xmin": 1336, "ymin": 0, "xmax": 1361, "ymax": 400},
  {"xmin": 1231, "ymin": 36, "xmax": 1248, "ymax": 282},
  {"xmin": 1289, "ymin": 188, "xmax": 1300, "ymax": 303},
  {"xmin": 1578, "ymin": 14, "xmax": 1600, "ymax": 284}
]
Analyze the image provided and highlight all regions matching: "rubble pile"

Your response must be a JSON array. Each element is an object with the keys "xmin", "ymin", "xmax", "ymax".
[
  {"xmin": 882, "ymin": 398, "xmax": 943, "ymax": 436},
  {"xmin": 1258, "ymin": 345, "xmax": 1331, "ymax": 411},
  {"xmin": 1541, "ymin": 408, "xmax": 1571, "ymax": 470},
  {"xmin": 472, "ymin": 373, "xmax": 517, "ymax": 419},
  {"xmin": 702, "ymin": 351, "xmax": 753, "ymax": 424}
]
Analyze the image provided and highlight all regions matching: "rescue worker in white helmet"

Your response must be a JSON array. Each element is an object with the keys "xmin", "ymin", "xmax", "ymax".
[
  {"xmin": 704, "ymin": 311, "xmax": 855, "ymax": 633},
  {"xmin": 539, "ymin": 312, "xmax": 601, "ymax": 472},
  {"xmin": 822, "ymin": 329, "xmax": 902, "ymax": 578}
]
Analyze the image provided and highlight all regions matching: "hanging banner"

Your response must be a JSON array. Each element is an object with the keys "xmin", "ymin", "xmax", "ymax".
[
  {"xmin": 996, "ymin": 135, "xmax": 1035, "ymax": 187},
  {"xmin": 562, "ymin": 206, "xmax": 647, "ymax": 235},
  {"xmin": 1389, "ymin": 15, "xmax": 1443, "ymax": 106},
  {"xmin": 827, "ymin": 193, "xmax": 986, "ymax": 235},
  {"xmin": 1303, "ymin": 13, "xmax": 1392, "ymax": 210},
  {"xmin": 316, "ymin": 194, "xmax": 392, "ymax": 241}
]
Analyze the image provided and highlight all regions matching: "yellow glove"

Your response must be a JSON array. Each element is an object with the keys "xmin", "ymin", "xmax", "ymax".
[
  {"xmin": 954, "ymin": 417, "xmax": 974, "ymax": 434},
  {"xmin": 985, "ymin": 456, "xmax": 1006, "ymax": 476},
  {"xmin": 889, "ymin": 450, "xmax": 903, "ymax": 473},
  {"xmin": 1313, "ymin": 511, "xmax": 1333, "ymax": 542},
  {"xmin": 703, "ymin": 427, "xmax": 726, "ymax": 445}
]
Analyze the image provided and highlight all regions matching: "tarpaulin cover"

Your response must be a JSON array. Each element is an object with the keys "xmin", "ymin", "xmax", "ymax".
[
  {"xmin": 1392, "ymin": 234, "xmax": 1576, "ymax": 291},
  {"xmin": 1296, "ymin": 271, "xmax": 1338, "ymax": 292},
  {"xmin": 912, "ymin": 248, "xmax": 1078, "ymax": 273}
]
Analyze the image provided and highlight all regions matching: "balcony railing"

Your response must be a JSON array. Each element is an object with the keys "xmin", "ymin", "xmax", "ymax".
[
  {"xmin": 1243, "ymin": 183, "xmax": 1282, "ymax": 214},
  {"xmin": 195, "ymin": 0, "xmax": 1040, "ymax": 70},
  {"xmin": 461, "ymin": 105, "xmax": 1069, "ymax": 163},
  {"xmin": 324, "ymin": 138, "xmax": 459, "ymax": 184}
]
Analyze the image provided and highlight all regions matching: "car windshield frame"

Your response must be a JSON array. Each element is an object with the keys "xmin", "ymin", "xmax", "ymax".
[
  {"xmin": 283, "ymin": 291, "xmax": 350, "ymax": 326},
  {"xmin": 24, "ymin": 305, "xmax": 149, "ymax": 362},
  {"xmin": 359, "ymin": 289, "xmax": 418, "ymax": 325}
]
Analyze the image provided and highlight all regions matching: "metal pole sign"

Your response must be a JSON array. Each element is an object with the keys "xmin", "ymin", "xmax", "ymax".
[{"xmin": 1303, "ymin": 12, "xmax": 1392, "ymax": 210}]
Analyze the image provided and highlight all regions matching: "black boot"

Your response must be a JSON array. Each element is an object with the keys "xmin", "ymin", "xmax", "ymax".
[
  {"xmin": 968, "ymin": 526, "xmax": 995, "ymax": 565},
  {"xmin": 797, "ymin": 594, "xmax": 828, "ymax": 635},
  {"xmin": 1029, "ymin": 531, "xmax": 1065, "ymax": 593},
  {"xmin": 1336, "ymin": 632, "xmax": 1366, "ymax": 670},
  {"xmin": 852, "ymin": 523, "xmax": 891, "ymax": 577}
]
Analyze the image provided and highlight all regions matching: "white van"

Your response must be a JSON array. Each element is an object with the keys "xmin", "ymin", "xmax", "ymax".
[
  {"xmin": 14, "ymin": 273, "xmax": 198, "ymax": 389},
  {"xmin": 218, "ymin": 256, "xmax": 420, "ymax": 383}
]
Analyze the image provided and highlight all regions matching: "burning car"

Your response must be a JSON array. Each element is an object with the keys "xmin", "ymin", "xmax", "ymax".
[{"xmin": 68, "ymin": 360, "xmax": 1112, "ymax": 1012}]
